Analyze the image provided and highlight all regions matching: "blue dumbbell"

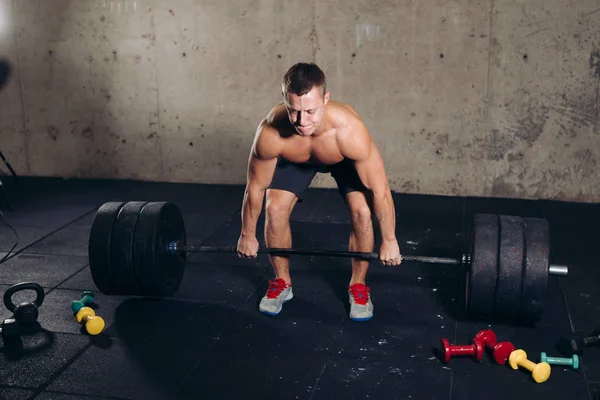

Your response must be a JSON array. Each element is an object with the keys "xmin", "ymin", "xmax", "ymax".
[
  {"xmin": 71, "ymin": 291, "xmax": 95, "ymax": 313},
  {"xmin": 540, "ymin": 352, "xmax": 579, "ymax": 370}
]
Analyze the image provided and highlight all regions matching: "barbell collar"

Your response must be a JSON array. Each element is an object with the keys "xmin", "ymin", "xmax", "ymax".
[{"xmin": 549, "ymin": 264, "xmax": 568, "ymax": 276}]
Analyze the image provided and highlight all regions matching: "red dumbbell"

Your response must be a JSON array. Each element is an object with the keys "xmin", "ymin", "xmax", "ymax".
[
  {"xmin": 475, "ymin": 329, "xmax": 515, "ymax": 364},
  {"xmin": 440, "ymin": 338, "xmax": 484, "ymax": 363}
]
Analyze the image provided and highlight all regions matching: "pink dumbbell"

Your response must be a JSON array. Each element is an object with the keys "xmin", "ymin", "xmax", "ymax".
[{"xmin": 475, "ymin": 329, "xmax": 515, "ymax": 364}]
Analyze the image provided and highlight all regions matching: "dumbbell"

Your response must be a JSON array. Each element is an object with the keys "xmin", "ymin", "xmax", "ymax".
[
  {"xmin": 475, "ymin": 329, "xmax": 515, "ymax": 364},
  {"xmin": 563, "ymin": 332, "xmax": 600, "ymax": 354},
  {"xmin": 71, "ymin": 291, "xmax": 95, "ymax": 313},
  {"xmin": 76, "ymin": 307, "xmax": 105, "ymax": 335},
  {"xmin": 440, "ymin": 338, "xmax": 484, "ymax": 363},
  {"xmin": 1, "ymin": 318, "xmax": 20, "ymax": 340},
  {"xmin": 508, "ymin": 349, "xmax": 551, "ymax": 383},
  {"xmin": 540, "ymin": 352, "xmax": 579, "ymax": 370}
]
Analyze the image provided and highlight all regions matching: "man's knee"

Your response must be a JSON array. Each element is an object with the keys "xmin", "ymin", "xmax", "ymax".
[
  {"xmin": 265, "ymin": 190, "xmax": 297, "ymax": 222},
  {"xmin": 346, "ymin": 191, "xmax": 373, "ymax": 226},
  {"xmin": 266, "ymin": 202, "xmax": 291, "ymax": 222},
  {"xmin": 350, "ymin": 203, "xmax": 372, "ymax": 226}
]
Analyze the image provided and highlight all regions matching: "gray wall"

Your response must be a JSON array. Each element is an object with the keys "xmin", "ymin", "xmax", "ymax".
[{"xmin": 0, "ymin": 0, "xmax": 598, "ymax": 203}]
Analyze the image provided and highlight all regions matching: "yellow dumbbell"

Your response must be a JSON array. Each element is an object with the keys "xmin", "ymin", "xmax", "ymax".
[
  {"xmin": 76, "ymin": 306, "xmax": 105, "ymax": 335},
  {"xmin": 508, "ymin": 349, "xmax": 551, "ymax": 383}
]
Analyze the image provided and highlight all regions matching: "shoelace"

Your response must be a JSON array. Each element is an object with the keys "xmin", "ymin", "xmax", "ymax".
[
  {"xmin": 266, "ymin": 278, "xmax": 289, "ymax": 299},
  {"xmin": 349, "ymin": 284, "xmax": 370, "ymax": 305}
]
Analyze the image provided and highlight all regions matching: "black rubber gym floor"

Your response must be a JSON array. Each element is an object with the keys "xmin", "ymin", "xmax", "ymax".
[{"xmin": 0, "ymin": 177, "xmax": 598, "ymax": 400}]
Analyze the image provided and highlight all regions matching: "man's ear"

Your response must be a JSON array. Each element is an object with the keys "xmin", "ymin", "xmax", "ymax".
[{"xmin": 323, "ymin": 91, "xmax": 330, "ymax": 105}]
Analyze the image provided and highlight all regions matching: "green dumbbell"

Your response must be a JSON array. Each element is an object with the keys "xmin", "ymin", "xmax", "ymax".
[
  {"xmin": 71, "ymin": 291, "xmax": 95, "ymax": 313},
  {"xmin": 540, "ymin": 352, "xmax": 579, "ymax": 370}
]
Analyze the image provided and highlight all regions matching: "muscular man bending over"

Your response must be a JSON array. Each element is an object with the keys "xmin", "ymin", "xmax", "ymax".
[{"xmin": 237, "ymin": 62, "xmax": 401, "ymax": 321}]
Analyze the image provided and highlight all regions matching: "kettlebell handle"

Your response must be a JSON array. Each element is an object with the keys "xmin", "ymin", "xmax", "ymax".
[{"xmin": 3, "ymin": 282, "xmax": 45, "ymax": 312}]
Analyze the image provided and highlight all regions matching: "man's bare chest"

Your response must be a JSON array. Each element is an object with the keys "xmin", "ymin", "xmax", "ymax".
[{"xmin": 279, "ymin": 132, "xmax": 344, "ymax": 165}]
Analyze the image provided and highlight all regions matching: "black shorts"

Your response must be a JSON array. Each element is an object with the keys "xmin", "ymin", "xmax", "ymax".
[{"xmin": 269, "ymin": 157, "xmax": 369, "ymax": 201}]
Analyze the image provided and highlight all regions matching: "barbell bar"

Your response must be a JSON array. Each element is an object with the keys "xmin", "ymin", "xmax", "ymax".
[
  {"xmin": 167, "ymin": 243, "xmax": 569, "ymax": 276},
  {"xmin": 88, "ymin": 201, "xmax": 569, "ymax": 323},
  {"xmin": 168, "ymin": 243, "xmax": 461, "ymax": 264}
]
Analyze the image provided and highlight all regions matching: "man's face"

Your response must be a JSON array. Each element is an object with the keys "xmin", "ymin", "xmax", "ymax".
[{"xmin": 284, "ymin": 86, "xmax": 330, "ymax": 136}]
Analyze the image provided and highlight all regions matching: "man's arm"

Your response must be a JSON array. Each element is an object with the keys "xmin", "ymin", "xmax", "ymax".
[
  {"xmin": 337, "ymin": 118, "xmax": 397, "ymax": 243},
  {"xmin": 240, "ymin": 122, "xmax": 281, "ymax": 238}
]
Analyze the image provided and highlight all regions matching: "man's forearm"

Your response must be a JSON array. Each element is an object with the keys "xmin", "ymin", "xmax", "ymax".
[
  {"xmin": 241, "ymin": 185, "xmax": 266, "ymax": 237},
  {"xmin": 372, "ymin": 189, "xmax": 397, "ymax": 241}
]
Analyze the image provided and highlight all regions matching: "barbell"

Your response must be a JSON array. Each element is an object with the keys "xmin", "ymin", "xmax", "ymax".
[{"xmin": 87, "ymin": 201, "xmax": 568, "ymax": 323}]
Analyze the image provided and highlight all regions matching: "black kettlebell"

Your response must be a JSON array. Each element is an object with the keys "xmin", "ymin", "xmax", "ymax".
[{"xmin": 3, "ymin": 282, "xmax": 45, "ymax": 325}]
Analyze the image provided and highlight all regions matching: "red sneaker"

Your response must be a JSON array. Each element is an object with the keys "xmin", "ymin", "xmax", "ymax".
[
  {"xmin": 348, "ymin": 283, "xmax": 373, "ymax": 321},
  {"xmin": 259, "ymin": 278, "xmax": 293, "ymax": 315}
]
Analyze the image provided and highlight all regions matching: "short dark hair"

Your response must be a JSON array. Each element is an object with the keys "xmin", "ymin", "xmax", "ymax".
[{"xmin": 282, "ymin": 62, "xmax": 327, "ymax": 98}]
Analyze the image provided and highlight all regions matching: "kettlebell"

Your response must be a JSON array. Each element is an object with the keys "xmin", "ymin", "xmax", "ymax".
[{"xmin": 3, "ymin": 282, "xmax": 45, "ymax": 325}]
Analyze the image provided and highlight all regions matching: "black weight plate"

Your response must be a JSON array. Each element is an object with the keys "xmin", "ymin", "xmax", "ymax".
[
  {"xmin": 466, "ymin": 214, "xmax": 499, "ymax": 319},
  {"xmin": 494, "ymin": 215, "xmax": 524, "ymax": 319},
  {"xmin": 88, "ymin": 202, "xmax": 126, "ymax": 295},
  {"xmin": 110, "ymin": 201, "xmax": 148, "ymax": 295},
  {"xmin": 133, "ymin": 201, "xmax": 186, "ymax": 297},
  {"xmin": 520, "ymin": 217, "xmax": 550, "ymax": 321}
]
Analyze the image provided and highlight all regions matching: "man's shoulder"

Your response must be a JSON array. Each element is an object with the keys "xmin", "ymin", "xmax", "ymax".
[
  {"xmin": 327, "ymin": 101, "xmax": 368, "ymax": 141},
  {"xmin": 263, "ymin": 103, "xmax": 288, "ymax": 126},
  {"xmin": 256, "ymin": 103, "xmax": 289, "ymax": 136},
  {"xmin": 327, "ymin": 101, "xmax": 373, "ymax": 160},
  {"xmin": 329, "ymin": 99, "xmax": 359, "ymax": 114},
  {"xmin": 257, "ymin": 104, "xmax": 285, "ymax": 134},
  {"xmin": 327, "ymin": 100, "xmax": 363, "ymax": 129},
  {"xmin": 253, "ymin": 105, "xmax": 287, "ymax": 159}
]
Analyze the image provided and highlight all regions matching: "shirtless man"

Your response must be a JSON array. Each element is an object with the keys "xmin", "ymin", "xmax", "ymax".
[{"xmin": 236, "ymin": 62, "xmax": 402, "ymax": 321}]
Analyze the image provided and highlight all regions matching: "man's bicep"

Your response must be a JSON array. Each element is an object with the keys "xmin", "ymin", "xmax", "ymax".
[
  {"xmin": 353, "ymin": 143, "xmax": 389, "ymax": 194},
  {"xmin": 246, "ymin": 121, "xmax": 281, "ymax": 190},
  {"xmin": 247, "ymin": 152, "xmax": 278, "ymax": 190},
  {"xmin": 340, "ymin": 117, "xmax": 389, "ymax": 194}
]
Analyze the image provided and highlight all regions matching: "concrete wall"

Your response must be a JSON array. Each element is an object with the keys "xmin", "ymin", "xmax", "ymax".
[{"xmin": 0, "ymin": 0, "xmax": 598, "ymax": 203}]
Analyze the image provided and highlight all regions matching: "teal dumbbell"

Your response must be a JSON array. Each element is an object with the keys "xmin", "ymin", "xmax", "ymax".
[
  {"xmin": 71, "ymin": 291, "xmax": 95, "ymax": 313},
  {"xmin": 540, "ymin": 352, "xmax": 579, "ymax": 370}
]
